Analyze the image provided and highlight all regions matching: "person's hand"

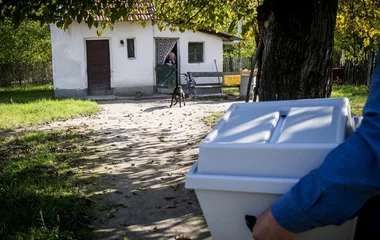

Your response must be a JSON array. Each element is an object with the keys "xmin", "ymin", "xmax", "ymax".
[
  {"xmin": 252, "ymin": 208, "xmax": 297, "ymax": 240},
  {"xmin": 167, "ymin": 63, "xmax": 172, "ymax": 66}
]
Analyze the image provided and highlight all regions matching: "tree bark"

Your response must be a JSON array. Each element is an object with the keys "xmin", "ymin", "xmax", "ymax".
[{"xmin": 257, "ymin": 0, "xmax": 339, "ymax": 101}]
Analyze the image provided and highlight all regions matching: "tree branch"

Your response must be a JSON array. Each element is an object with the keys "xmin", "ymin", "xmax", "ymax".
[{"xmin": 184, "ymin": 4, "xmax": 207, "ymax": 25}]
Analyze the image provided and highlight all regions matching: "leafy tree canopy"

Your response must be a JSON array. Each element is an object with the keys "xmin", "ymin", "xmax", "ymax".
[
  {"xmin": 0, "ymin": 0, "xmax": 257, "ymax": 33},
  {"xmin": 0, "ymin": 19, "xmax": 51, "ymax": 66},
  {"xmin": 1, "ymin": 0, "xmax": 378, "ymax": 63},
  {"xmin": 335, "ymin": 0, "xmax": 380, "ymax": 60}
]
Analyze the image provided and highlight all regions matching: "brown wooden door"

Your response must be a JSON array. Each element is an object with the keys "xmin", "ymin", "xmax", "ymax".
[{"xmin": 86, "ymin": 40, "xmax": 111, "ymax": 95}]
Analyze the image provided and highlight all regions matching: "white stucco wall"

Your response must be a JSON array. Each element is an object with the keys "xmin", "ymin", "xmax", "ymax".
[
  {"xmin": 51, "ymin": 22, "xmax": 155, "ymax": 96},
  {"xmin": 50, "ymin": 21, "xmax": 224, "ymax": 97}
]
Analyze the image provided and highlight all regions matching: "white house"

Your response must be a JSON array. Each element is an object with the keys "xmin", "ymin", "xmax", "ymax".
[{"xmin": 50, "ymin": 17, "xmax": 240, "ymax": 98}]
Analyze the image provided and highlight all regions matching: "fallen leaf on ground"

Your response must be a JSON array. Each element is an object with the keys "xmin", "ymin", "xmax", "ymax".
[
  {"xmin": 164, "ymin": 196, "xmax": 176, "ymax": 200},
  {"xmin": 175, "ymin": 235, "xmax": 192, "ymax": 240},
  {"xmin": 87, "ymin": 225, "xmax": 95, "ymax": 229},
  {"xmin": 109, "ymin": 208, "xmax": 117, "ymax": 213},
  {"xmin": 106, "ymin": 213, "xmax": 115, "ymax": 219}
]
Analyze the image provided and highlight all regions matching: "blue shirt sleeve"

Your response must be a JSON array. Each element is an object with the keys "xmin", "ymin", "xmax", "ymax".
[{"xmin": 271, "ymin": 48, "xmax": 380, "ymax": 233}]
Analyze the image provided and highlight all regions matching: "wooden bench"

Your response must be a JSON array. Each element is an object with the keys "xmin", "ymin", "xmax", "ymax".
[{"xmin": 183, "ymin": 72, "xmax": 241, "ymax": 95}]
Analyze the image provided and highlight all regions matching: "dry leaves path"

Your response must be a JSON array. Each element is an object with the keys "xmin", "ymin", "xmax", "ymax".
[{"xmin": 37, "ymin": 99, "xmax": 236, "ymax": 240}]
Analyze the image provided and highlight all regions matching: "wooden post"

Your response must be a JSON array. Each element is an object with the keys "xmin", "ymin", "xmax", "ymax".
[{"xmin": 214, "ymin": 59, "xmax": 222, "ymax": 94}]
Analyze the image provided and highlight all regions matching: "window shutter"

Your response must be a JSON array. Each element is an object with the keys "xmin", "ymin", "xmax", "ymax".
[{"xmin": 188, "ymin": 42, "xmax": 203, "ymax": 63}]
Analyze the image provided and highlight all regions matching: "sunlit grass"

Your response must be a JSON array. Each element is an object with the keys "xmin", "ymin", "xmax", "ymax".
[{"xmin": 0, "ymin": 84, "xmax": 101, "ymax": 130}]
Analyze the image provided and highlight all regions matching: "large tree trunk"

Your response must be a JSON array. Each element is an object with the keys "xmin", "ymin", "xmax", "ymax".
[{"xmin": 256, "ymin": 0, "xmax": 339, "ymax": 101}]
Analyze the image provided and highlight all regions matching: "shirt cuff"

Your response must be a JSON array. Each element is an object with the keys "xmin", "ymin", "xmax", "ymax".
[{"xmin": 271, "ymin": 190, "xmax": 321, "ymax": 233}]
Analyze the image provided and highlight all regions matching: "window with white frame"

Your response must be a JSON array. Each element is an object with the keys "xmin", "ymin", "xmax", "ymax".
[
  {"xmin": 126, "ymin": 38, "xmax": 136, "ymax": 59},
  {"xmin": 188, "ymin": 42, "xmax": 204, "ymax": 63}
]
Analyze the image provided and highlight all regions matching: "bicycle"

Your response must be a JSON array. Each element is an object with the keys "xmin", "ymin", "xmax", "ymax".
[{"xmin": 181, "ymin": 72, "xmax": 197, "ymax": 100}]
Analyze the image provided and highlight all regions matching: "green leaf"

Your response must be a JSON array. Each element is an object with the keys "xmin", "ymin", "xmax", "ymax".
[
  {"xmin": 228, "ymin": 22, "xmax": 236, "ymax": 33},
  {"xmin": 94, "ymin": 21, "xmax": 99, "ymax": 28},
  {"xmin": 110, "ymin": 14, "xmax": 118, "ymax": 23},
  {"xmin": 77, "ymin": 14, "xmax": 82, "ymax": 24},
  {"xmin": 70, "ymin": 9, "xmax": 76, "ymax": 19},
  {"xmin": 97, "ymin": 30, "xmax": 103, "ymax": 36},
  {"xmin": 87, "ymin": 16, "xmax": 94, "ymax": 29},
  {"xmin": 63, "ymin": 19, "xmax": 73, "ymax": 30},
  {"xmin": 128, "ymin": 0, "xmax": 134, "ymax": 8},
  {"xmin": 101, "ymin": 22, "xmax": 108, "ymax": 29},
  {"xmin": 56, "ymin": 20, "xmax": 65, "ymax": 28}
]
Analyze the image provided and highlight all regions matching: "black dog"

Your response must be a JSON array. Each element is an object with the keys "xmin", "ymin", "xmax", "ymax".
[{"xmin": 170, "ymin": 86, "xmax": 185, "ymax": 108}]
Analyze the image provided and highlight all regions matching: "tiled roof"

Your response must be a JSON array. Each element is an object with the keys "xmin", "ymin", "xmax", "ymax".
[
  {"xmin": 91, "ymin": 0, "xmax": 155, "ymax": 21},
  {"xmin": 199, "ymin": 30, "xmax": 243, "ymax": 42},
  {"xmin": 86, "ymin": 0, "xmax": 241, "ymax": 41}
]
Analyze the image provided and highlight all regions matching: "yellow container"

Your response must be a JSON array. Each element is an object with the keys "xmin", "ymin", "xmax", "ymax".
[{"xmin": 223, "ymin": 75, "xmax": 241, "ymax": 87}]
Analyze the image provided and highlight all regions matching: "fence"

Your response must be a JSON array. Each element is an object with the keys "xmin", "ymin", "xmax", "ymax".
[
  {"xmin": 333, "ymin": 60, "xmax": 373, "ymax": 86},
  {"xmin": 224, "ymin": 56, "xmax": 374, "ymax": 86},
  {"xmin": 342, "ymin": 60, "xmax": 369, "ymax": 85},
  {"xmin": 223, "ymin": 57, "xmax": 251, "ymax": 72},
  {"xmin": 0, "ymin": 62, "xmax": 53, "ymax": 87}
]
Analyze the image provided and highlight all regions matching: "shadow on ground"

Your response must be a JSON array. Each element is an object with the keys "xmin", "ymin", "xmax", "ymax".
[{"xmin": 74, "ymin": 125, "xmax": 210, "ymax": 240}]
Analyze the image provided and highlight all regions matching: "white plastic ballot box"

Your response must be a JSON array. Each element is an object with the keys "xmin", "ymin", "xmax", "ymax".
[{"xmin": 185, "ymin": 98, "xmax": 357, "ymax": 240}]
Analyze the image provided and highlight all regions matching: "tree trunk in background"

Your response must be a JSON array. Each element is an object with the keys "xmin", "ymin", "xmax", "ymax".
[{"xmin": 256, "ymin": 0, "xmax": 339, "ymax": 101}]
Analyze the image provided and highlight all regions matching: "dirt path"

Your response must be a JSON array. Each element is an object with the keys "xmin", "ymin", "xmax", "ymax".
[{"xmin": 37, "ymin": 98, "xmax": 236, "ymax": 240}]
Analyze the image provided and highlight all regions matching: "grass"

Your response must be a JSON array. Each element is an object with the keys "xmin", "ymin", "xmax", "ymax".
[
  {"xmin": 0, "ymin": 130, "xmax": 95, "ymax": 240},
  {"xmin": 222, "ymin": 87, "xmax": 240, "ymax": 97},
  {"xmin": 0, "ymin": 84, "xmax": 101, "ymax": 130},
  {"xmin": 330, "ymin": 85, "xmax": 368, "ymax": 116},
  {"xmin": 202, "ymin": 112, "xmax": 225, "ymax": 127},
  {"xmin": 202, "ymin": 85, "xmax": 368, "ymax": 128}
]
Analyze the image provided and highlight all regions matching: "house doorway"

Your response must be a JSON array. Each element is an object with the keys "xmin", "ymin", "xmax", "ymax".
[
  {"xmin": 86, "ymin": 40, "xmax": 111, "ymax": 95},
  {"xmin": 155, "ymin": 38, "xmax": 179, "ymax": 92}
]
